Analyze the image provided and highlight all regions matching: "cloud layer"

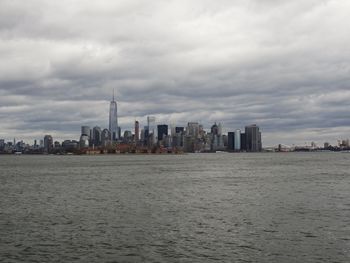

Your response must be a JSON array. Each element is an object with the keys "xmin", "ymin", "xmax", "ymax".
[{"xmin": 0, "ymin": 0, "xmax": 350, "ymax": 146}]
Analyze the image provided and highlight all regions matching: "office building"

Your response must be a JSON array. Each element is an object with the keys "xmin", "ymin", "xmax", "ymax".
[
  {"xmin": 44, "ymin": 135, "xmax": 53, "ymax": 153},
  {"xmin": 92, "ymin": 126, "xmax": 102, "ymax": 146},
  {"xmin": 175, "ymin": 127, "xmax": 184, "ymax": 134},
  {"xmin": 123, "ymin": 130, "xmax": 132, "ymax": 142},
  {"xmin": 218, "ymin": 123, "xmax": 223, "ymax": 136},
  {"xmin": 245, "ymin": 124, "xmax": 262, "ymax": 152},
  {"xmin": 172, "ymin": 133, "xmax": 183, "ymax": 148},
  {"xmin": 79, "ymin": 135, "xmax": 89, "ymax": 148},
  {"xmin": 62, "ymin": 140, "xmax": 79, "ymax": 151},
  {"xmin": 135, "ymin": 121, "xmax": 140, "ymax": 141},
  {"xmin": 157, "ymin": 124, "xmax": 168, "ymax": 141},
  {"xmin": 101, "ymin": 129, "xmax": 111, "ymax": 147},
  {"xmin": 184, "ymin": 135, "xmax": 195, "ymax": 152},
  {"xmin": 240, "ymin": 133, "xmax": 246, "ymax": 151},
  {"xmin": 143, "ymin": 126, "xmax": 149, "ymax": 146},
  {"xmin": 147, "ymin": 116, "xmax": 156, "ymax": 144},
  {"xmin": 234, "ymin": 129, "xmax": 241, "ymax": 151},
  {"xmin": 211, "ymin": 123, "xmax": 219, "ymax": 136},
  {"xmin": 187, "ymin": 122, "xmax": 199, "ymax": 138},
  {"xmin": 109, "ymin": 91, "xmax": 118, "ymax": 141},
  {"xmin": 0, "ymin": 139, "xmax": 4, "ymax": 151},
  {"xmin": 81, "ymin": 126, "xmax": 90, "ymax": 137},
  {"xmin": 210, "ymin": 122, "xmax": 224, "ymax": 151},
  {"xmin": 140, "ymin": 129, "xmax": 145, "ymax": 144},
  {"xmin": 227, "ymin": 132, "xmax": 235, "ymax": 151}
]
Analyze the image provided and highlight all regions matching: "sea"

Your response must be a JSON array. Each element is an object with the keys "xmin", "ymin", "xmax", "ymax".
[{"xmin": 0, "ymin": 153, "xmax": 349, "ymax": 262}]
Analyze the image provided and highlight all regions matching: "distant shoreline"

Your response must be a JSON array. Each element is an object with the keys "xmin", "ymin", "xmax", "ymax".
[{"xmin": 1, "ymin": 151, "xmax": 349, "ymax": 156}]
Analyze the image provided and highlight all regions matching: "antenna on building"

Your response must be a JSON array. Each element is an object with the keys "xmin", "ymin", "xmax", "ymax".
[{"xmin": 112, "ymin": 88, "xmax": 115, "ymax": 101}]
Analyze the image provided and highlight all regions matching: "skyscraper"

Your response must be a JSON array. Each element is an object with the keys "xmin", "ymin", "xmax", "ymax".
[
  {"xmin": 44, "ymin": 135, "xmax": 53, "ymax": 153},
  {"xmin": 81, "ymin": 126, "xmax": 90, "ymax": 137},
  {"xmin": 211, "ymin": 123, "xmax": 219, "ymax": 136},
  {"xmin": 101, "ymin": 129, "xmax": 111, "ymax": 147},
  {"xmin": 234, "ymin": 129, "xmax": 241, "ymax": 151},
  {"xmin": 109, "ymin": 90, "xmax": 118, "ymax": 141},
  {"xmin": 187, "ymin": 122, "xmax": 199, "ymax": 138},
  {"xmin": 227, "ymin": 132, "xmax": 235, "ymax": 151},
  {"xmin": 218, "ymin": 123, "xmax": 223, "ymax": 136},
  {"xmin": 157, "ymin": 124, "xmax": 168, "ymax": 141},
  {"xmin": 245, "ymin": 124, "xmax": 262, "ymax": 152},
  {"xmin": 143, "ymin": 126, "xmax": 149, "ymax": 140},
  {"xmin": 175, "ymin": 127, "xmax": 184, "ymax": 134},
  {"xmin": 79, "ymin": 135, "xmax": 89, "ymax": 148},
  {"xmin": 147, "ymin": 116, "xmax": 156, "ymax": 144},
  {"xmin": 210, "ymin": 122, "xmax": 224, "ymax": 151},
  {"xmin": 92, "ymin": 126, "xmax": 102, "ymax": 146},
  {"xmin": 0, "ymin": 139, "xmax": 5, "ymax": 151},
  {"xmin": 123, "ymin": 130, "xmax": 132, "ymax": 141},
  {"xmin": 135, "ymin": 121, "xmax": 140, "ymax": 142},
  {"xmin": 240, "ymin": 133, "xmax": 246, "ymax": 151}
]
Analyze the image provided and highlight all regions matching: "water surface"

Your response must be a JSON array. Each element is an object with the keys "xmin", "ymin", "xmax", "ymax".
[{"xmin": 0, "ymin": 153, "xmax": 349, "ymax": 262}]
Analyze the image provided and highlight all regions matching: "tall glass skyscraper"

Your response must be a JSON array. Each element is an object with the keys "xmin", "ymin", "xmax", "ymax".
[
  {"xmin": 147, "ymin": 116, "xmax": 156, "ymax": 144},
  {"xmin": 234, "ymin": 129, "xmax": 241, "ymax": 151},
  {"xmin": 157, "ymin": 124, "xmax": 168, "ymax": 141},
  {"xmin": 245, "ymin": 124, "xmax": 262, "ymax": 152},
  {"xmin": 109, "ymin": 91, "xmax": 118, "ymax": 141},
  {"xmin": 135, "ymin": 121, "xmax": 140, "ymax": 142}
]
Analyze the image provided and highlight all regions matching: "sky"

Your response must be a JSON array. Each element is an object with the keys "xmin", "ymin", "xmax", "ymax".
[{"xmin": 0, "ymin": 0, "xmax": 350, "ymax": 146}]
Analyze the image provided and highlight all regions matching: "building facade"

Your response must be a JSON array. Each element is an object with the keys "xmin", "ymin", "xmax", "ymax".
[
  {"xmin": 147, "ymin": 116, "xmax": 156, "ymax": 144},
  {"xmin": 44, "ymin": 135, "xmax": 53, "ymax": 153},
  {"xmin": 245, "ymin": 124, "xmax": 262, "ymax": 152},
  {"xmin": 157, "ymin": 124, "xmax": 168, "ymax": 142},
  {"xmin": 227, "ymin": 132, "xmax": 235, "ymax": 151},
  {"xmin": 101, "ymin": 129, "xmax": 111, "ymax": 147},
  {"xmin": 81, "ymin": 126, "xmax": 90, "ymax": 137},
  {"xmin": 92, "ymin": 126, "xmax": 102, "ymax": 146},
  {"xmin": 135, "ymin": 121, "xmax": 140, "ymax": 142},
  {"xmin": 109, "ymin": 92, "xmax": 118, "ymax": 141},
  {"xmin": 234, "ymin": 129, "xmax": 241, "ymax": 151}
]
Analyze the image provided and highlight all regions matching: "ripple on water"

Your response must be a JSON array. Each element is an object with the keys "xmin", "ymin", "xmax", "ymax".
[{"xmin": 0, "ymin": 153, "xmax": 350, "ymax": 262}]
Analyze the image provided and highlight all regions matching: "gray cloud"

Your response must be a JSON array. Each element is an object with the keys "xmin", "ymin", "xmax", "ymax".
[{"xmin": 0, "ymin": 0, "xmax": 350, "ymax": 146}]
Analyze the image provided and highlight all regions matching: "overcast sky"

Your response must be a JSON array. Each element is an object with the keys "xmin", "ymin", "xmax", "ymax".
[{"xmin": 0, "ymin": 0, "xmax": 350, "ymax": 146}]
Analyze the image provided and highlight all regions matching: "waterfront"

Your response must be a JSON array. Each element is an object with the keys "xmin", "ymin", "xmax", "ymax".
[{"xmin": 0, "ymin": 153, "xmax": 349, "ymax": 262}]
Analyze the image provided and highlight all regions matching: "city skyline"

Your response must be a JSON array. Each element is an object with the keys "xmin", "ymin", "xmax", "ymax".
[
  {"xmin": 1, "ymin": 1, "xmax": 350, "ymax": 146},
  {"xmin": 0, "ymin": 93, "xmax": 349, "ymax": 147}
]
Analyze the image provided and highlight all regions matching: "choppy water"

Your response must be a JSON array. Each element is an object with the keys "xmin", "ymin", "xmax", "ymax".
[{"xmin": 0, "ymin": 153, "xmax": 349, "ymax": 262}]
